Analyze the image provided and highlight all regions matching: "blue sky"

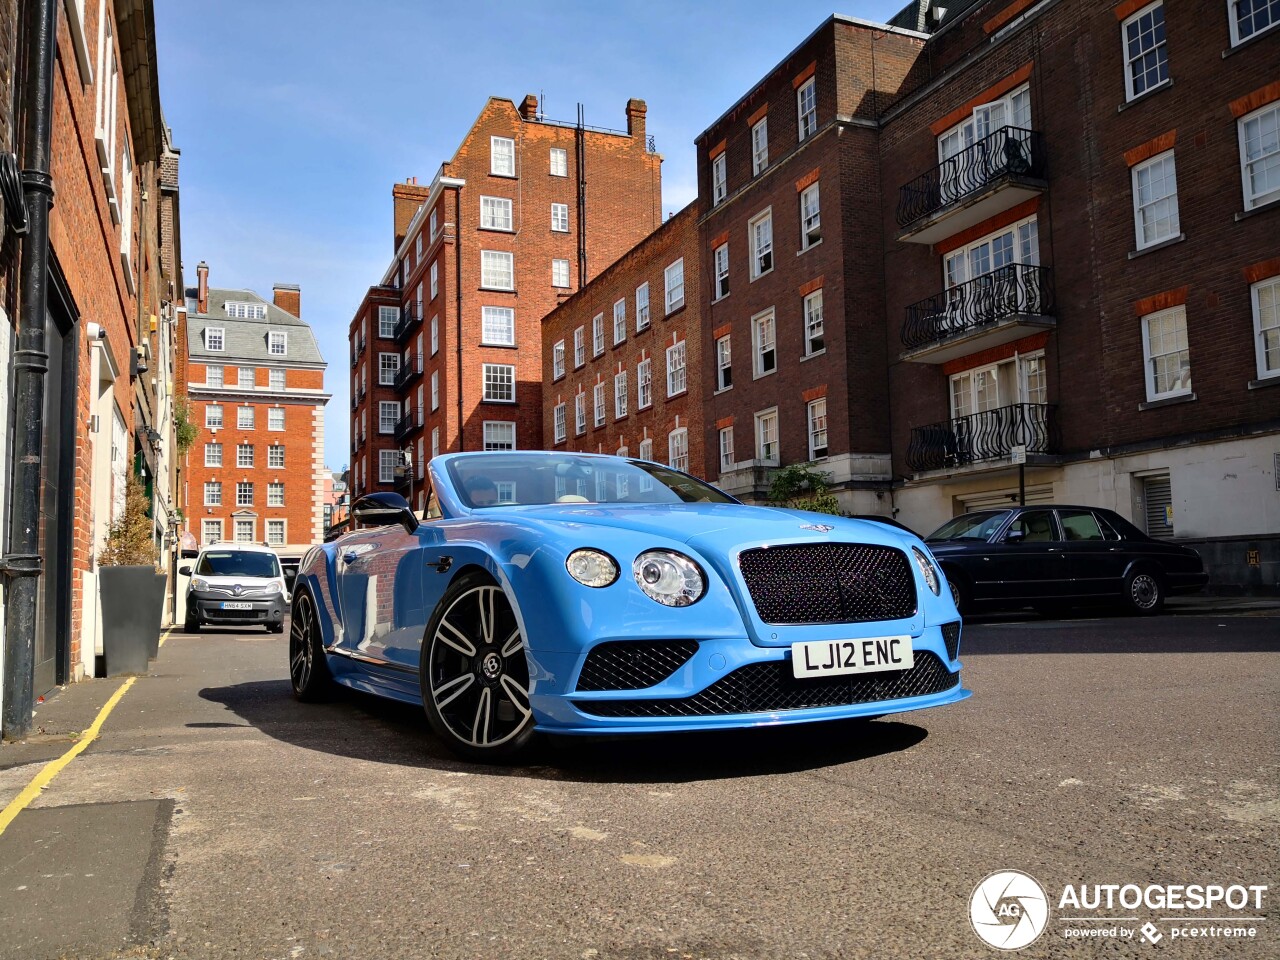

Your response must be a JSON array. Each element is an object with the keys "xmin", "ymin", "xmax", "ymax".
[{"xmin": 154, "ymin": 1, "xmax": 905, "ymax": 470}]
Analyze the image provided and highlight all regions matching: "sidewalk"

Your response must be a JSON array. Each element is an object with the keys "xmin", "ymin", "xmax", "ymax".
[{"xmin": 1165, "ymin": 593, "xmax": 1280, "ymax": 616}]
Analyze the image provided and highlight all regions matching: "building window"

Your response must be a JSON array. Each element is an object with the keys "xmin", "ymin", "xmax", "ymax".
[
  {"xmin": 614, "ymin": 370, "xmax": 628, "ymax": 419},
  {"xmin": 639, "ymin": 437, "xmax": 654, "ymax": 462},
  {"xmin": 719, "ymin": 426, "xmax": 734, "ymax": 473},
  {"xmin": 204, "ymin": 442, "xmax": 222, "ymax": 467},
  {"xmin": 481, "ymin": 250, "xmax": 514, "ymax": 290},
  {"xmin": 205, "ymin": 327, "xmax": 225, "ymax": 351},
  {"xmin": 1132, "ymin": 150, "xmax": 1179, "ymax": 249},
  {"xmin": 1252, "ymin": 275, "xmax": 1280, "ymax": 380},
  {"xmin": 482, "ymin": 363, "xmax": 515, "ymax": 402},
  {"xmin": 269, "ymin": 369, "xmax": 285, "ymax": 390},
  {"xmin": 1230, "ymin": 0, "xmax": 1280, "ymax": 44},
  {"xmin": 236, "ymin": 482, "xmax": 254, "ymax": 506},
  {"xmin": 800, "ymin": 182, "xmax": 821, "ymax": 249},
  {"xmin": 753, "ymin": 309, "xmax": 777, "ymax": 377},
  {"xmin": 637, "ymin": 358, "xmax": 653, "ymax": 409},
  {"xmin": 482, "ymin": 306, "xmax": 515, "ymax": 346},
  {"xmin": 550, "ymin": 147, "xmax": 568, "ymax": 177},
  {"xmin": 430, "ymin": 261, "xmax": 438, "ymax": 300},
  {"xmin": 237, "ymin": 443, "xmax": 254, "ymax": 468},
  {"xmin": 551, "ymin": 203, "xmax": 569, "ymax": 232},
  {"xmin": 1142, "ymin": 305, "xmax": 1192, "ymax": 401},
  {"xmin": 201, "ymin": 520, "xmax": 222, "ymax": 545},
  {"xmin": 751, "ymin": 116, "xmax": 769, "ymax": 174},
  {"xmin": 266, "ymin": 520, "xmax": 285, "ymax": 547},
  {"xmin": 431, "ymin": 427, "xmax": 440, "ymax": 459},
  {"xmin": 713, "ymin": 243, "xmax": 729, "ymax": 300},
  {"xmin": 593, "ymin": 314, "xmax": 605, "ymax": 356},
  {"xmin": 613, "ymin": 299, "xmax": 626, "ymax": 344},
  {"xmin": 716, "ymin": 335, "xmax": 732, "ymax": 391},
  {"xmin": 666, "ymin": 341, "xmax": 687, "ymax": 396},
  {"xmin": 430, "ymin": 371, "xmax": 439, "ymax": 410},
  {"xmin": 268, "ymin": 481, "xmax": 285, "ymax": 507},
  {"xmin": 712, "ymin": 152, "xmax": 727, "ymax": 205},
  {"xmin": 203, "ymin": 481, "xmax": 222, "ymax": 506},
  {"xmin": 593, "ymin": 382, "xmax": 606, "ymax": 426},
  {"xmin": 756, "ymin": 408, "xmax": 779, "ymax": 464},
  {"xmin": 1122, "ymin": 1, "xmax": 1168, "ymax": 101},
  {"xmin": 378, "ymin": 305, "xmax": 397, "ymax": 337},
  {"xmin": 797, "ymin": 77, "xmax": 817, "ymax": 141},
  {"xmin": 234, "ymin": 519, "xmax": 255, "ymax": 543},
  {"xmin": 1238, "ymin": 103, "xmax": 1280, "ymax": 211},
  {"xmin": 491, "ymin": 136, "xmax": 515, "ymax": 176},
  {"xmin": 749, "ymin": 209, "xmax": 773, "ymax": 279},
  {"xmin": 636, "ymin": 283, "xmax": 650, "ymax": 330},
  {"xmin": 574, "ymin": 327, "xmax": 585, "ymax": 367},
  {"xmin": 237, "ymin": 406, "xmax": 255, "ymax": 429},
  {"xmin": 804, "ymin": 290, "xmax": 825, "ymax": 356},
  {"xmin": 268, "ymin": 331, "xmax": 287, "ymax": 356},
  {"xmin": 206, "ymin": 365, "xmax": 224, "ymax": 388},
  {"xmin": 553, "ymin": 340, "xmax": 566, "ymax": 379},
  {"xmin": 430, "ymin": 315, "xmax": 439, "ymax": 355},
  {"xmin": 480, "ymin": 196, "xmax": 513, "ymax": 231},
  {"xmin": 205, "ymin": 404, "xmax": 223, "ymax": 429},
  {"xmin": 416, "ymin": 233, "xmax": 423, "ymax": 262},
  {"xmin": 575, "ymin": 392, "xmax": 586, "ymax": 434},
  {"xmin": 553, "ymin": 403, "xmax": 567, "ymax": 443},
  {"xmin": 225, "ymin": 301, "xmax": 267, "ymax": 319},
  {"xmin": 380, "ymin": 401, "xmax": 398, "ymax": 434},
  {"xmin": 668, "ymin": 428, "xmax": 688, "ymax": 472},
  {"xmin": 483, "ymin": 421, "xmax": 515, "ymax": 451},
  {"xmin": 379, "ymin": 352, "xmax": 400, "ymax": 385},
  {"xmin": 429, "ymin": 207, "xmax": 438, "ymax": 241},
  {"xmin": 238, "ymin": 366, "xmax": 255, "ymax": 387},
  {"xmin": 267, "ymin": 408, "xmax": 284, "ymax": 431},
  {"xmin": 268, "ymin": 445, "xmax": 285, "ymax": 468},
  {"xmin": 664, "ymin": 258, "xmax": 685, "ymax": 313},
  {"xmin": 552, "ymin": 259, "xmax": 571, "ymax": 288},
  {"xmin": 807, "ymin": 398, "xmax": 828, "ymax": 459},
  {"xmin": 379, "ymin": 449, "xmax": 398, "ymax": 484}
]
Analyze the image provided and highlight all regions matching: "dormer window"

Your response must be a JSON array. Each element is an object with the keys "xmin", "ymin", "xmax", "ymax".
[
  {"xmin": 268, "ymin": 331, "xmax": 287, "ymax": 356},
  {"xmin": 224, "ymin": 301, "xmax": 267, "ymax": 319},
  {"xmin": 205, "ymin": 326, "xmax": 225, "ymax": 351}
]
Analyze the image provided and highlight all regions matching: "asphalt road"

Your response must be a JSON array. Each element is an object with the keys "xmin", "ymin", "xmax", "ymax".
[{"xmin": 0, "ymin": 612, "xmax": 1276, "ymax": 960}]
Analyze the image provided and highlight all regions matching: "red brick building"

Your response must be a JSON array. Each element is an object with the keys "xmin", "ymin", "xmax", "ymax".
[
  {"xmin": 177, "ymin": 264, "xmax": 329, "ymax": 562},
  {"xmin": 541, "ymin": 202, "xmax": 703, "ymax": 474},
  {"xmin": 348, "ymin": 94, "xmax": 663, "ymax": 507}
]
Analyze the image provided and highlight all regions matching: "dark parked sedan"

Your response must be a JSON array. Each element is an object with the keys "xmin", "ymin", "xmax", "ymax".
[{"xmin": 926, "ymin": 505, "xmax": 1207, "ymax": 615}]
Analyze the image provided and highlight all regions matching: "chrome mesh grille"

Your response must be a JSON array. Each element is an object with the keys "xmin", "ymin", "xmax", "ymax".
[
  {"xmin": 941, "ymin": 621, "xmax": 961, "ymax": 661},
  {"xmin": 576, "ymin": 640, "xmax": 699, "ymax": 692},
  {"xmin": 737, "ymin": 544, "xmax": 917, "ymax": 624}
]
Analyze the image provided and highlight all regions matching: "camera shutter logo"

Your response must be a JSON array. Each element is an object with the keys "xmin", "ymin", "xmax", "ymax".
[{"xmin": 970, "ymin": 870, "xmax": 1050, "ymax": 950}]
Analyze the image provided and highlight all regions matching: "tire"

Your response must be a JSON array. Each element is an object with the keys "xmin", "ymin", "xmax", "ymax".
[
  {"xmin": 268, "ymin": 623, "xmax": 285, "ymax": 634},
  {"xmin": 420, "ymin": 571, "xmax": 535, "ymax": 763},
  {"xmin": 1123, "ymin": 568, "xmax": 1165, "ymax": 615},
  {"xmin": 944, "ymin": 572, "xmax": 969, "ymax": 616},
  {"xmin": 184, "ymin": 614, "xmax": 200, "ymax": 634},
  {"xmin": 289, "ymin": 588, "xmax": 335, "ymax": 701}
]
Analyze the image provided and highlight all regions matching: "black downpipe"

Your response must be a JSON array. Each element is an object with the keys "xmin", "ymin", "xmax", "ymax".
[
  {"xmin": 575, "ymin": 105, "xmax": 586, "ymax": 288},
  {"xmin": 2, "ymin": 0, "xmax": 58, "ymax": 739},
  {"xmin": 454, "ymin": 188, "xmax": 464, "ymax": 451}
]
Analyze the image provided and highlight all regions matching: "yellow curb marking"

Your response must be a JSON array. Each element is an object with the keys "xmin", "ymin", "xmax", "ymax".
[{"xmin": 0, "ymin": 628, "xmax": 167, "ymax": 837}]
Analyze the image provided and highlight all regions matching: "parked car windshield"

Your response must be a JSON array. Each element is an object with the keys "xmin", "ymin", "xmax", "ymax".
[
  {"xmin": 448, "ymin": 454, "xmax": 739, "ymax": 508},
  {"xmin": 195, "ymin": 550, "xmax": 281, "ymax": 578},
  {"xmin": 927, "ymin": 511, "xmax": 1012, "ymax": 542}
]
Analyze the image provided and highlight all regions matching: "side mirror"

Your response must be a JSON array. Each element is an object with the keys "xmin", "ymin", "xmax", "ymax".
[
  {"xmin": 352, "ymin": 491, "xmax": 419, "ymax": 535},
  {"xmin": 1004, "ymin": 528, "xmax": 1025, "ymax": 543},
  {"xmin": 178, "ymin": 565, "xmax": 192, "ymax": 576}
]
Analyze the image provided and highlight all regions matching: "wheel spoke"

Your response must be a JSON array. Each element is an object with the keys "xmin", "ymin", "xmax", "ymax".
[
  {"xmin": 478, "ymin": 588, "xmax": 496, "ymax": 645},
  {"xmin": 498, "ymin": 674, "xmax": 531, "ymax": 717},
  {"xmin": 438, "ymin": 617, "xmax": 477, "ymax": 656},
  {"xmin": 471, "ymin": 687, "xmax": 493, "ymax": 745},
  {"xmin": 500, "ymin": 628, "xmax": 522, "ymax": 658},
  {"xmin": 433, "ymin": 673, "xmax": 475, "ymax": 710}
]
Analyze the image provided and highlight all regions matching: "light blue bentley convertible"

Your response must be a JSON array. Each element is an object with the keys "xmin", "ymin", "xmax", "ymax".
[{"xmin": 289, "ymin": 451, "xmax": 970, "ymax": 761}]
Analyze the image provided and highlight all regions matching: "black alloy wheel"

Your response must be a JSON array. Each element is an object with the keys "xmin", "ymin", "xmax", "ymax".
[{"xmin": 289, "ymin": 589, "xmax": 334, "ymax": 701}]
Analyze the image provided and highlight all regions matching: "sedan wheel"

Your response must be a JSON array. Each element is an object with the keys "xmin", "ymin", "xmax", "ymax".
[
  {"xmin": 1124, "ymin": 570, "xmax": 1164, "ymax": 615},
  {"xmin": 421, "ymin": 573, "xmax": 534, "ymax": 762},
  {"xmin": 289, "ymin": 590, "xmax": 334, "ymax": 701}
]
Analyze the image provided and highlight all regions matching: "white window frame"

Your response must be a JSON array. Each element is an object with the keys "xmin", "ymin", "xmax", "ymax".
[
  {"xmin": 552, "ymin": 259, "xmax": 571, "ymax": 288},
  {"xmin": 431, "ymin": 315, "xmax": 439, "ymax": 356},
  {"xmin": 236, "ymin": 482, "xmax": 254, "ymax": 507},
  {"xmin": 668, "ymin": 428, "xmax": 689, "ymax": 472},
  {"xmin": 1252, "ymin": 275, "xmax": 1280, "ymax": 380},
  {"xmin": 1229, "ymin": 0, "xmax": 1280, "ymax": 45},
  {"xmin": 1122, "ymin": 1, "xmax": 1169, "ymax": 102},
  {"xmin": 480, "ymin": 196, "xmax": 513, "ymax": 231},
  {"xmin": 201, "ymin": 520, "xmax": 223, "ymax": 545},
  {"xmin": 269, "ymin": 369, "xmax": 286, "ymax": 391},
  {"xmin": 430, "ymin": 261, "xmax": 438, "ymax": 300},
  {"xmin": 752, "ymin": 309, "xmax": 777, "ymax": 378},
  {"xmin": 751, "ymin": 116, "xmax": 769, "ymax": 175},
  {"xmin": 636, "ymin": 283, "xmax": 650, "ymax": 330},
  {"xmin": 204, "ymin": 442, "xmax": 222, "ymax": 467},
  {"xmin": 268, "ymin": 331, "xmax": 287, "ymax": 356},
  {"xmin": 481, "ymin": 306, "xmax": 515, "ymax": 346},
  {"xmin": 205, "ymin": 327, "xmax": 225, "ymax": 351},
  {"xmin": 713, "ymin": 243, "xmax": 729, "ymax": 300},
  {"xmin": 613, "ymin": 299, "xmax": 627, "ymax": 345},
  {"xmin": 205, "ymin": 404, "xmax": 223, "ymax": 429},
  {"xmin": 550, "ymin": 147, "xmax": 568, "ymax": 177},
  {"xmin": 719, "ymin": 426, "xmax": 735, "ymax": 473},
  {"xmin": 237, "ymin": 406, "xmax": 255, "ymax": 429},
  {"xmin": 553, "ymin": 340, "xmax": 566, "ymax": 379},
  {"xmin": 551, "ymin": 203, "xmax": 569, "ymax": 233},
  {"xmin": 268, "ymin": 481, "xmax": 285, "ymax": 508},
  {"xmin": 593, "ymin": 382, "xmax": 606, "ymax": 427},
  {"xmin": 379, "ymin": 401, "xmax": 399, "ymax": 434},
  {"xmin": 637, "ymin": 358, "xmax": 653, "ymax": 410},
  {"xmin": 804, "ymin": 290, "xmax": 825, "ymax": 357},
  {"xmin": 800, "ymin": 182, "xmax": 821, "ymax": 250},
  {"xmin": 206, "ymin": 365, "xmax": 224, "ymax": 388},
  {"xmin": 491, "ymin": 136, "xmax": 515, "ymax": 176},
  {"xmin": 1238, "ymin": 103, "xmax": 1280, "ymax": 211},
  {"xmin": 238, "ymin": 366, "xmax": 255, "ymax": 388},
  {"xmin": 429, "ymin": 208, "xmax": 438, "ymax": 241},
  {"xmin": 807, "ymin": 398, "xmax": 829, "ymax": 459},
  {"xmin": 203, "ymin": 481, "xmax": 222, "ymax": 507},
  {"xmin": 267, "ymin": 407, "xmax": 285, "ymax": 431},
  {"xmin": 755, "ymin": 408, "xmax": 780, "ymax": 464},
  {"xmin": 664, "ymin": 258, "xmax": 685, "ymax": 313},
  {"xmin": 592, "ymin": 314, "xmax": 605, "ymax": 356},
  {"xmin": 666, "ymin": 341, "xmax": 687, "ymax": 397},
  {"xmin": 749, "ymin": 209, "xmax": 773, "ymax": 279},
  {"xmin": 237, "ymin": 443, "xmax": 254, "ymax": 468},
  {"xmin": 574, "ymin": 327, "xmax": 585, "ymax": 367},
  {"xmin": 1132, "ymin": 150, "xmax": 1180, "ymax": 249},
  {"xmin": 268, "ymin": 445, "xmax": 285, "ymax": 469},
  {"xmin": 575, "ymin": 392, "xmax": 586, "ymax": 434},
  {"xmin": 1141, "ymin": 305, "xmax": 1193, "ymax": 401},
  {"xmin": 554, "ymin": 402, "xmax": 567, "ymax": 443},
  {"xmin": 716, "ymin": 335, "xmax": 732, "ymax": 391},
  {"xmin": 266, "ymin": 519, "xmax": 286, "ymax": 548},
  {"xmin": 482, "ymin": 363, "xmax": 516, "ymax": 403},
  {"xmin": 379, "ymin": 449, "xmax": 398, "ymax": 484},
  {"xmin": 379, "ymin": 352, "xmax": 400, "ymax": 385},
  {"xmin": 483, "ymin": 421, "xmax": 516, "ymax": 451},
  {"xmin": 234, "ymin": 519, "xmax": 255, "ymax": 543},
  {"xmin": 712, "ymin": 152, "xmax": 727, "ymax": 205},
  {"xmin": 378, "ymin": 305, "xmax": 397, "ymax": 338},
  {"xmin": 614, "ymin": 370, "xmax": 628, "ymax": 419},
  {"xmin": 797, "ymin": 77, "xmax": 817, "ymax": 141},
  {"xmin": 481, "ymin": 250, "xmax": 514, "ymax": 290}
]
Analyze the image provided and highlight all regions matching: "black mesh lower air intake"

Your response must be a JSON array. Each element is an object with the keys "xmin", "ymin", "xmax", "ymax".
[
  {"xmin": 573, "ymin": 651, "xmax": 957, "ymax": 718},
  {"xmin": 737, "ymin": 543, "xmax": 917, "ymax": 624},
  {"xmin": 941, "ymin": 622, "xmax": 961, "ymax": 661},
  {"xmin": 575, "ymin": 640, "xmax": 699, "ymax": 692}
]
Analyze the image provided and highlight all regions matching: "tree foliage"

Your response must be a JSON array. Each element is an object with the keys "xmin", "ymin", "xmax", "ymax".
[
  {"xmin": 173, "ymin": 397, "xmax": 198, "ymax": 455},
  {"xmin": 767, "ymin": 463, "xmax": 842, "ymax": 516},
  {"xmin": 98, "ymin": 472, "xmax": 159, "ymax": 567}
]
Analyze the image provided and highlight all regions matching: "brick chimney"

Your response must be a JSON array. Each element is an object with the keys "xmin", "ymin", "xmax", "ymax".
[
  {"xmin": 626, "ymin": 98, "xmax": 647, "ymax": 140},
  {"xmin": 392, "ymin": 177, "xmax": 432, "ymax": 254},
  {"xmin": 196, "ymin": 260, "xmax": 209, "ymax": 314},
  {"xmin": 519, "ymin": 94, "xmax": 538, "ymax": 120},
  {"xmin": 273, "ymin": 284, "xmax": 301, "ymax": 318}
]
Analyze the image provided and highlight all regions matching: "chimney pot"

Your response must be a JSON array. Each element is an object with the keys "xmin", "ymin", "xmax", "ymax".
[
  {"xmin": 272, "ymin": 284, "xmax": 301, "ymax": 318},
  {"xmin": 626, "ymin": 98, "xmax": 647, "ymax": 138},
  {"xmin": 519, "ymin": 94, "xmax": 538, "ymax": 120},
  {"xmin": 196, "ymin": 260, "xmax": 209, "ymax": 314}
]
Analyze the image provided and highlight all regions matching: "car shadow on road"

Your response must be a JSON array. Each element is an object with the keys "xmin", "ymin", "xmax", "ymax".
[{"xmin": 198, "ymin": 679, "xmax": 928, "ymax": 782}]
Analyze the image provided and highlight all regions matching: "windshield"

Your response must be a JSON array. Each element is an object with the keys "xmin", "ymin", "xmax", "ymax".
[
  {"xmin": 195, "ymin": 550, "xmax": 281, "ymax": 578},
  {"xmin": 927, "ymin": 511, "xmax": 1011, "ymax": 542},
  {"xmin": 447, "ymin": 454, "xmax": 738, "ymax": 508}
]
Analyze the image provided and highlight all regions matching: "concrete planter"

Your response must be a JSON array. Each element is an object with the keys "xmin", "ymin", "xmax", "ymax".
[{"xmin": 99, "ymin": 565, "xmax": 167, "ymax": 676}]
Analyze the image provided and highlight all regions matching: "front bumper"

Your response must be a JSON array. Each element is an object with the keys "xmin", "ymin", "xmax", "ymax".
[{"xmin": 188, "ymin": 591, "xmax": 285, "ymax": 627}]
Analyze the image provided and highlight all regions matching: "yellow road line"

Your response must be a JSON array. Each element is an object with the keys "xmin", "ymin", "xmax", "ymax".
[{"xmin": 159, "ymin": 626, "xmax": 173, "ymax": 648}]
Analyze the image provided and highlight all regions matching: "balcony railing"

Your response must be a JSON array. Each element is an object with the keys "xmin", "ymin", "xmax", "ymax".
[
  {"xmin": 393, "ymin": 410, "xmax": 420, "ymax": 442},
  {"xmin": 393, "ymin": 305, "xmax": 422, "ymax": 345},
  {"xmin": 902, "ymin": 264, "xmax": 1054, "ymax": 355},
  {"xmin": 393, "ymin": 353, "xmax": 423, "ymax": 392},
  {"xmin": 907, "ymin": 403, "xmax": 1057, "ymax": 473},
  {"xmin": 897, "ymin": 126, "xmax": 1045, "ymax": 235}
]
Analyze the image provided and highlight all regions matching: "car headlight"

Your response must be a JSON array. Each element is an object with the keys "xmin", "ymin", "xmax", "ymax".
[
  {"xmin": 262, "ymin": 581, "xmax": 282, "ymax": 595},
  {"xmin": 632, "ymin": 550, "xmax": 705, "ymax": 606},
  {"xmin": 912, "ymin": 546, "xmax": 942, "ymax": 596},
  {"xmin": 566, "ymin": 548, "xmax": 619, "ymax": 588},
  {"xmin": 190, "ymin": 577, "xmax": 209, "ymax": 592}
]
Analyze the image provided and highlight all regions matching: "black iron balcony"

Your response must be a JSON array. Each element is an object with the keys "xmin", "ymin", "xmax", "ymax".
[
  {"xmin": 393, "ymin": 469, "xmax": 413, "ymax": 493},
  {"xmin": 896, "ymin": 127, "xmax": 1046, "ymax": 244},
  {"xmin": 352, "ymin": 429, "xmax": 363, "ymax": 451},
  {"xmin": 907, "ymin": 403, "xmax": 1057, "ymax": 473},
  {"xmin": 901, "ymin": 264, "xmax": 1055, "ymax": 362},
  {"xmin": 350, "ymin": 391, "xmax": 359, "ymax": 411},
  {"xmin": 393, "ymin": 353, "xmax": 423, "ymax": 392},
  {"xmin": 393, "ymin": 304, "xmax": 422, "ymax": 345},
  {"xmin": 393, "ymin": 410, "xmax": 420, "ymax": 442}
]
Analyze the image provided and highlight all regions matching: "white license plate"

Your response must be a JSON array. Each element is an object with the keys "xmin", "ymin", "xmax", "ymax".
[
  {"xmin": 220, "ymin": 602, "xmax": 253, "ymax": 610},
  {"xmin": 791, "ymin": 636, "xmax": 914, "ymax": 679}
]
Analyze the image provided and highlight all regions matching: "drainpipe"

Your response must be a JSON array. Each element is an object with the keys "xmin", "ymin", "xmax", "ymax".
[
  {"xmin": 454, "ymin": 187, "xmax": 464, "ymax": 451},
  {"xmin": 2, "ymin": 0, "xmax": 58, "ymax": 740}
]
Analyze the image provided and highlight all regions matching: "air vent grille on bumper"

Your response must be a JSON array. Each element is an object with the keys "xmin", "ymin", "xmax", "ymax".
[
  {"xmin": 737, "ymin": 543, "xmax": 917, "ymax": 624},
  {"xmin": 573, "ymin": 651, "xmax": 956, "ymax": 718},
  {"xmin": 576, "ymin": 640, "xmax": 700, "ymax": 691},
  {"xmin": 941, "ymin": 621, "xmax": 961, "ymax": 660}
]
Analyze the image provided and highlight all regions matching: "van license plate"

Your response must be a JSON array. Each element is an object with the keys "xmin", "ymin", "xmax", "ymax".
[{"xmin": 221, "ymin": 602, "xmax": 253, "ymax": 610}]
